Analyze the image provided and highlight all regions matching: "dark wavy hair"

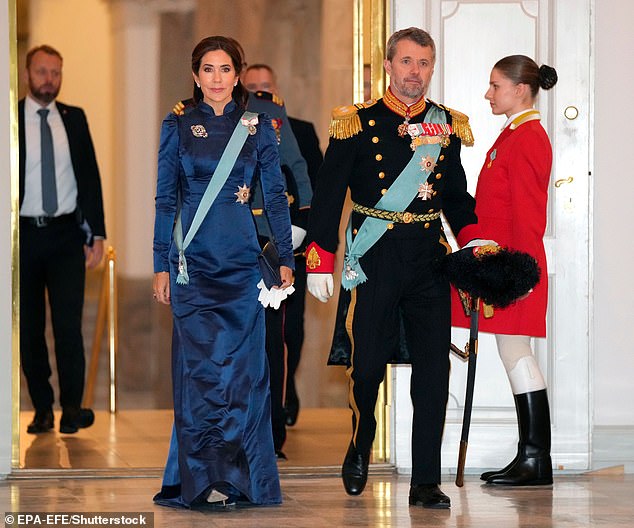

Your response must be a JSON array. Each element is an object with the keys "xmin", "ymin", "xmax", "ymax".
[
  {"xmin": 494, "ymin": 55, "xmax": 558, "ymax": 98},
  {"xmin": 191, "ymin": 36, "xmax": 249, "ymax": 109},
  {"xmin": 386, "ymin": 27, "xmax": 436, "ymax": 62}
]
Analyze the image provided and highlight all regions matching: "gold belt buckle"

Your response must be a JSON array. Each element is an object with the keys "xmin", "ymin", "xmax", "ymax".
[{"xmin": 402, "ymin": 212, "xmax": 413, "ymax": 224}]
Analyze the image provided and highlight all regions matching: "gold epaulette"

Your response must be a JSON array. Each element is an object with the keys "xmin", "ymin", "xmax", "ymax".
[
  {"xmin": 328, "ymin": 100, "xmax": 376, "ymax": 139},
  {"xmin": 437, "ymin": 103, "xmax": 474, "ymax": 147},
  {"xmin": 172, "ymin": 98, "xmax": 195, "ymax": 116},
  {"xmin": 272, "ymin": 93, "xmax": 284, "ymax": 106},
  {"xmin": 172, "ymin": 100, "xmax": 186, "ymax": 116}
]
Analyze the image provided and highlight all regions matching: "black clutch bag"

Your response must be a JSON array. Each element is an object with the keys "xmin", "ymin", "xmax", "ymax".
[{"xmin": 258, "ymin": 240, "xmax": 282, "ymax": 289}]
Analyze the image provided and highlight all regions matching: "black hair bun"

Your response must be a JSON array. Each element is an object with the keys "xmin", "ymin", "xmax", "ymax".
[
  {"xmin": 539, "ymin": 65, "xmax": 558, "ymax": 90},
  {"xmin": 442, "ymin": 245, "xmax": 541, "ymax": 308}
]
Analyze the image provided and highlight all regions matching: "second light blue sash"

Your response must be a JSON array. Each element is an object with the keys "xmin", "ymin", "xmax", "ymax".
[
  {"xmin": 341, "ymin": 105, "xmax": 446, "ymax": 290},
  {"xmin": 174, "ymin": 110, "xmax": 257, "ymax": 285}
]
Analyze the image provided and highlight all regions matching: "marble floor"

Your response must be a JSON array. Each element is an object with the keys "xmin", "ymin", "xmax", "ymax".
[
  {"xmin": 11, "ymin": 408, "xmax": 634, "ymax": 527},
  {"xmin": 2, "ymin": 472, "xmax": 633, "ymax": 527},
  {"xmin": 18, "ymin": 408, "xmax": 354, "ymax": 472}
]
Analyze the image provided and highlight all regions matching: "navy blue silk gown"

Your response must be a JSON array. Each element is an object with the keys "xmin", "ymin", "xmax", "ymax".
[{"xmin": 152, "ymin": 99, "xmax": 293, "ymax": 508}]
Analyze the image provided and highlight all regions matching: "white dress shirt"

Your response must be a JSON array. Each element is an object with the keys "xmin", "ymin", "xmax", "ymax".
[{"xmin": 21, "ymin": 95, "xmax": 78, "ymax": 217}]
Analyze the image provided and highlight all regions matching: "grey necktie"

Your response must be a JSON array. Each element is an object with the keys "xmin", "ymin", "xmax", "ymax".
[{"xmin": 38, "ymin": 108, "xmax": 58, "ymax": 216}]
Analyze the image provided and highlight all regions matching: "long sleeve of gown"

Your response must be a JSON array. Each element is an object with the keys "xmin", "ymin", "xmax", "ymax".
[{"xmin": 257, "ymin": 115, "xmax": 294, "ymax": 269}]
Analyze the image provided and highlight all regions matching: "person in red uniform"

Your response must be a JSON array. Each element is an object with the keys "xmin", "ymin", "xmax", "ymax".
[
  {"xmin": 305, "ymin": 27, "xmax": 480, "ymax": 509},
  {"xmin": 452, "ymin": 55, "xmax": 558, "ymax": 486}
]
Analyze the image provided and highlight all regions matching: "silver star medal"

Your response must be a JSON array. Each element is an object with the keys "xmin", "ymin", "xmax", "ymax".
[
  {"xmin": 234, "ymin": 184, "xmax": 251, "ymax": 204},
  {"xmin": 419, "ymin": 155, "xmax": 437, "ymax": 174}
]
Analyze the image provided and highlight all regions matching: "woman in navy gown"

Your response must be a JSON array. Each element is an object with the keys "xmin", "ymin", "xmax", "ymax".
[{"xmin": 152, "ymin": 36, "xmax": 294, "ymax": 509}]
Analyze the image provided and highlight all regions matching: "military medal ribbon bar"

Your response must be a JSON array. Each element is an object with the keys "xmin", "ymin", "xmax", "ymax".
[{"xmin": 407, "ymin": 122, "xmax": 453, "ymax": 138}]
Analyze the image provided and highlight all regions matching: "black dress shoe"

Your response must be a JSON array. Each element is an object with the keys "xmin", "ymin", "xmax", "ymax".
[
  {"xmin": 60, "ymin": 407, "xmax": 95, "ymax": 434},
  {"xmin": 26, "ymin": 409, "xmax": 54, "ymax": 434},
  {"xmin": 342, "ymin": 441, "xmax": 370, "ymax": 496},
  {"xmin": 275, "ymin": 450, "xmax": 288, "ymax": 461},
  {"xmin": 284, "ymin": 392, "xmax": 300, "ymax": 426},
  {"xmin": 409, "ymin": 484, "xmax": 451, "ymax": 509}
]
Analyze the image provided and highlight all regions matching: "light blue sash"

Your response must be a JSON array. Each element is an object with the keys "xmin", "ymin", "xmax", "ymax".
[
  {"xmin": 174, "ymin": 111, "xmax": 257, "ymax": 285},
  {"xmin": 341, "ymin": 105, "xmax": 446, "ymax": 290}
]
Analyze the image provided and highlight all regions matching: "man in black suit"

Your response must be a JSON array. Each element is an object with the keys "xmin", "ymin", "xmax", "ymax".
[
  {"xmin": 19, "ymin": 45, "xmax": 106, "ymax": 434},
  {"xmin": 243, "ymin": 64, "xmax": 323, "ymax": 427}
]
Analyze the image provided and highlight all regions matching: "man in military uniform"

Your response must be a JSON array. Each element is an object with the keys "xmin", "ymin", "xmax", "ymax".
[
  {"xmin": 305, "ymin": 27, "xmax": 480, "ymax": 508},
  {"xmin": 245, "ymin": 89, "xmax": 312, "ymax": 458},
  {"xmin": 243, "ymin": 64, "xmax": 324, "ymax": 427}
]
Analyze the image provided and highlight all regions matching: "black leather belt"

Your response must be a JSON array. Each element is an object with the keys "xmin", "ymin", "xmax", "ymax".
[{"xmin": 20, "ymin": 212, "xmax": 76, "ymax": 228}]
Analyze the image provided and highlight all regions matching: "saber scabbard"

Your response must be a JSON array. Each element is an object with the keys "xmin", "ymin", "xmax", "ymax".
[{"xmin": 455, "ymin": 297, "xmax": 480, "ymax": 487}]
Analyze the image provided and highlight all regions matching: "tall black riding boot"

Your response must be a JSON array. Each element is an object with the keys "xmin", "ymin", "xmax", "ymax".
[
  {"xmin": 480, "ymin": 393, "xmax": 523, "ymax": 481},
  {"xmin": 485, "ymin": 389, "xmax": 553, "ymax": 486}
]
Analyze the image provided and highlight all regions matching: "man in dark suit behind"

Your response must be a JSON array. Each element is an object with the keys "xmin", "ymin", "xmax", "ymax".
[
  {"xmin": 19, "ymin": 45, "xmax": 106, "ymax": 434},
  {"xmin": 243, "ymin": 64, "xmax": 323, "ymax": 427}
]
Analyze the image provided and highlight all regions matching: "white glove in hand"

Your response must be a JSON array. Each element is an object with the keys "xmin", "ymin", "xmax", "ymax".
[
  {"xmin": 257, "ymin": 279, "xmax": 295, "ymax": 309},
  {"xmin": 291, "ymin": 225, "xmax": 306, "ymax": 250},
  {"xmin": 463, "ymin": 239, "xmax": 498, "ymax": 249},
  {"xmin": 307, "ymin": 273, "xmax": 334, "ymax": 303}
]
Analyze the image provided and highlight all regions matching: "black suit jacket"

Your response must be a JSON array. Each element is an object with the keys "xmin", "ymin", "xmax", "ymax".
[
  {"xmin": 288, "ymin": 116, "xmax": 323, "ymax": 189},
  {"xmin": 18, "ymin": 99, "xmax": 106, "ymax": 238}
]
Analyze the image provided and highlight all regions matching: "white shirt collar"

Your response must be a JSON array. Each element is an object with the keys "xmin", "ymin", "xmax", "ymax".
[{"xmin": 25, "ymin": 94, "xmax": 57, "ymax": 116}]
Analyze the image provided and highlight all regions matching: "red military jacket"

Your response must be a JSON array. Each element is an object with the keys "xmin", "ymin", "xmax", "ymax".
[{"xmin": 452, "ymin": 111, "xmax": 551, "ymax": 337}]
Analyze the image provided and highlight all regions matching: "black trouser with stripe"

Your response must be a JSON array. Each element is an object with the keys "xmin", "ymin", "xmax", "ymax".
[
  {"xmin": 283, "ymin": 254, "xmax": 307, "ymax": 406},
  {"xmin": 19, "ymin": 217, "xmax": 87, "ymax": 412},
  {"xmin": 265, "ymin": 304, "xmax": 286, "ymax": 451},
  {"xmin": 346, "ymin": 234, "xmax": 450, "ymax": 486}
]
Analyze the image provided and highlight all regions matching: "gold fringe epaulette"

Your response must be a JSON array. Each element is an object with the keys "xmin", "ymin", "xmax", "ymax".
[
  {"xmin": 172, "ymin": 98, "xmax": 195, "ymax": 116},
  {"xmin": 172, "ymin": 100, "xmax": 186, "ymax": 116},
  {"xmin": 328, "ymin": 100, "xmax": 376, "ymax": 139},
  {"xmin": 272, "ymin": 93, "xmax": 284, "ymax": 106},
  {"xmin": 435, "ymin": 102, "xmax": 474, "ymax": 146}
]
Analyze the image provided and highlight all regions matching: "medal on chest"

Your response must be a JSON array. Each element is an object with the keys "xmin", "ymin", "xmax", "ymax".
[
  {"xmin": 487, "ymin": 148, "xmax": 497, "ymax": 168},
  {"xmin": 397, "ymin": 115, "xmax": 411, "ymax": 137}
]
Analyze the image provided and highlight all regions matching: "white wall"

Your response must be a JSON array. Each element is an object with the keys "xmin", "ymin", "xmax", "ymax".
[{"xmin": 593, "ymin": 1, "xmax": 634, "ymax": 426}]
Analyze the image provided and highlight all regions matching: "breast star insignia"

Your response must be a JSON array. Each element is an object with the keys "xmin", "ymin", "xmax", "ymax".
[
  {"xmin": 418, "ymin": 182, "xmax": 434, "ymax": 200},
  {"xmin": 419, "ymin": 155, "xmax": 437, "ymax": 174},
  {"xmin": 234, "ymin": 184, "xmax": 251, "ymax": 204}
]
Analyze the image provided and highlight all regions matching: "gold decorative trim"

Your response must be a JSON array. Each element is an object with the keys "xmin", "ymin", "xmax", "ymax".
[
  {"xmin": 352, "ymin": 202, "xmax": 441, "ymax": 224},
  {"xmin": 442, "ymin": 104, "xmax": 475, "ymax": 147},
  {"xmin": 9, "ymin": 0, "xmax": 21, "ymax": 469},
  {"xmin": 329, "ymin": 105, "xmax": 362, "ymax": 139}
]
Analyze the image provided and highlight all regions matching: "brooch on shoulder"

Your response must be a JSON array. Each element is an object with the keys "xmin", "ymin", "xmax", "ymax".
[{"xmin": 241, "ymin": 115, "xmax": 259, "ymax": 135}]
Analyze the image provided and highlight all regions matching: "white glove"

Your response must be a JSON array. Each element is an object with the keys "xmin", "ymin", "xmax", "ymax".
[
  {"xmin": 291, "ymin": 225, "xmax": 306, "ymax": 250},
  {"xmin": 257, "ymin": 279, "xmax": 295, "ymax": 309},
  {"xmin": 307, "ymin": 273, "xmax": 334, "ymax": 303},
  {"xmin": 463, "ymin": 239, "xmax": 498, "ymax": 249}
]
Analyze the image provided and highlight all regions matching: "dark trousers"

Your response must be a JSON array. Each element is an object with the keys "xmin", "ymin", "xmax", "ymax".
[
  {"xmin": 265, "ymin": 304, "xmax": 286, "ymax": 451},
  {"xmin": 346, "ymin": 235, "xmax": 450, "ymax": 485},
  {"xmin": 19, "ymin": 217, "xmax": 87, "ymax": 411},
  {"xmin": 283, "ymin": 255, "xmax": 307, "ymax": 403}
]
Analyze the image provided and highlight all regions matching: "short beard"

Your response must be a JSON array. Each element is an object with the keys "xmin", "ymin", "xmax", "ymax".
[
  {"xmin": 29, "ymin": 81, "xmax": 59, "ymax": 105},
  {"xmin": 394, "ymin": 79, "xmax": 426, "ymax": 101}
]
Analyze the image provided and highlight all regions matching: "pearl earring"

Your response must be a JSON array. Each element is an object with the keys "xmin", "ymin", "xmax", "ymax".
[
  {"xmin": 234, "ymin": 81, "xmax": 238, "ymax": 87},
  {"xmin": 196, "ymin": 82, "xmax": 200, "ymax": 88}
]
